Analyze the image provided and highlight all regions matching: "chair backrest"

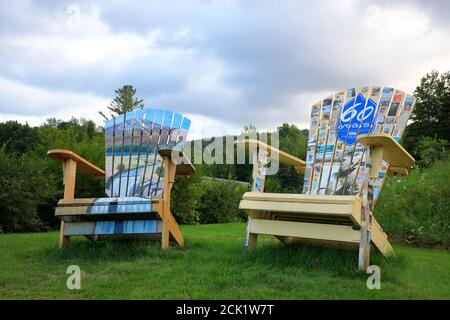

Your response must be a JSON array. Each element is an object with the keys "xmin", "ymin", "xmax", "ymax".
[
  {"xmin": 302, "ymin": 86, "xmax": 415, "ymax": 196},
  {"xmin": 105, "ymin": 108, "xmax": 191, "ymax": 198}
]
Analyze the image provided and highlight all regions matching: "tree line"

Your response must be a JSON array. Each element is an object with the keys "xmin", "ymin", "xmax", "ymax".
[{"xmin": 0, "ymin": 70, "xmax": 449, "ymax": 232}]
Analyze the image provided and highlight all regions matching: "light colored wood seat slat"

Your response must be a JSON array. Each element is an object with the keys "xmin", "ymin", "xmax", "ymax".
[
  {"xmin": 242, "ymin": 192, "xmax": 358, "ymax": 204},
  {"xmin": 249, "ymin": 219, "xmax": 360, "ymax": 244}
]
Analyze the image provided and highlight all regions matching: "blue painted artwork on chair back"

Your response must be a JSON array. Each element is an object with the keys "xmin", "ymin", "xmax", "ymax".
[{"xmin": 105, "ymin": 108, "xmax": 191, "ymax": 198}]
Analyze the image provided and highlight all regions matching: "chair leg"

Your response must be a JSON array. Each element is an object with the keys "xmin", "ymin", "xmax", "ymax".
[
  {"xmin": 59, "ymin": 221, "xmax": 70, "ymax": 248},
  {"xmin": 358, "ymin": 173, "xmax": 372, "ymax": 270},
  {"xmin": 358, "ymin": 228, "xmax": 371, "ymax": 270},
  {"xmin": 244, "ymin": 217, "xmax": 254, "ymax": 253},
  {"xmin": 244, "ymin": 217, "xmax": 258, "ymax": 252},
  {"xmin": 247, "ymin": 233, "xmax": 258, "ymax": 251},
  {"xmin": 161, "ymin": 220, "xmax": 170, "ymax": 249}
]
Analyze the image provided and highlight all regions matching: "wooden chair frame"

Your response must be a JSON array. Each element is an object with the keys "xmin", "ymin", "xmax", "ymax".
[
  {"xmin": 48, "ymin": 148, "xmax": 194, "ymax": 249},
  {"xmin": 239, "ymin": 134, "xmax": 414, "ymax": 270}
]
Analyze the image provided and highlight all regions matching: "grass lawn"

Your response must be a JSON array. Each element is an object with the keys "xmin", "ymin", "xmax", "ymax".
[{"xmin": 0, "ymin": 222, "xmax": 449, "ymax": 299}]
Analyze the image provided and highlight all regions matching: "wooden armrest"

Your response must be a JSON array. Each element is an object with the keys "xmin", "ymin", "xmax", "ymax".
[
  {"xmin": 236, "ymin": 139, "xmax": 305, "ymax": 173},
  {"xmin": 158, "ymin": 148, "xmax": 196, "ymax": 176},
  {"xmin": 357, "ymin": 134, "xmax": 415, "ymax": 177},
  {"xmin": 47, "ymin": 149, "xmax": 105, "ymax": 178}
]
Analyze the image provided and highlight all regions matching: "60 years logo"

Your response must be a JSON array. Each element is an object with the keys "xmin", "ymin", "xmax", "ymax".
[{"xmin": 336, "ymin": 93, "xmax": 377, "ymax": 145}]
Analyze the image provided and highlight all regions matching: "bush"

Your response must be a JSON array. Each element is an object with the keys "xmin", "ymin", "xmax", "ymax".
[
  {"xmin": 375, "ymin": 158, "xmax": 450, "ymax": 247},
  {"xmin": 171, "ymin": 175, "xmax": 203, "ymax": 225},
  {"xmin": 0, "ymin": 149, "xmax": 56, "ymax": 232},
  {"xmin": 414, "ymin": 136, "xmax": 449, "ymax": 168},
  {"xmin": 197, "ymin": 179, "xmax": 249, "ymax": 224}
]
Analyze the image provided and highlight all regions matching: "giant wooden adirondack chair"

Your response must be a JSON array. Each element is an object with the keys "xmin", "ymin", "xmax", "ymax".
[
  {"xmin": 239, "ymin": 86, "xmax": 416, "ymax": 269},
  {"xmin": 48, "ymin": 108, "xmax": 194, "ymax": 249}
]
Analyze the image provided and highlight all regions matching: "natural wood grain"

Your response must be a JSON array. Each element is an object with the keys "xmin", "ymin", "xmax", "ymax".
[
  {"xmin": 249, "ymin": 219, "xmax": 360, "ymax": 243},
  {"xmin": 158, "ymin": 148, "xmax": 195, "ymax": 176},
  {"xmin": 242, "ymin": 192, "xmax": 358, "ymax": 204},
  {"xmin": 48, "ymin": 149, "xmax": 105, "ymax": 177},
  {"xmin": 357, "ymin": 134, "xmax": 415, "ymax": 177},
  {"xmin": 236, "ymin": 139, "xmax": 306, "ymax": 173}
]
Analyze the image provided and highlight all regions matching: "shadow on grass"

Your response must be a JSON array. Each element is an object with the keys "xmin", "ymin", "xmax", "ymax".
[
  {"xmin": 240, "ymin": 241, "xmax": 407, "ymax": 280},
  {"xmin": 44, "ymin": 238, "xmax": 173, "ymax": 264}
]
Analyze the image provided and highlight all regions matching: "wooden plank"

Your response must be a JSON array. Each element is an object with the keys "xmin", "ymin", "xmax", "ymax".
[
  {"xmin": 236, "ymin": 139, "xmax": 306, "ymax": 173},
  {"xmin": 158, "ymin": 148, "xmax": 195, "ymax": 176},
  {"xmin": 60, "ymin": 213, "xmax": 158, "ymax": 223},
  {"xmin": 59, "ymin": 221, "xmax": 69, "ymax": 248},
  {"xmin": 58, "ymin": 197, "xmax": 159, "ymax": 207},
  {"xmin": 48, "ymin": 149, "xmax": 105, "ymax": 177},
  {"xmin": 161, "ymin": 155, "xmax": 178, "ymax": 248},
  {"xmin": 247, "ymin": 233, "xmax": 258, "ymax": 251},
  {"xmin": 63, "ymin": 220, "xmax": 162, "ymax": 236},
  {"xmin": 167, "ymin": 210, "xmax": 184, "ymax": 246},
  {"xmin": 90, "ymin": 234, "xmax": 162, "ymax": 241},
  {"xmin": 357, "ymin": 134, "xmax": 415, "ymax": 172},
  {"xmin": 271, "ymin": 214, "xmax": 355, "ymax": 226},
  {"xmin": 240, "ymin": 199, "xmax": 354, "ymax": 215},
  {"xmin": 62, "ymin": 158, "xmax": 77, "ymax": 201},
  {"xmin": 56, "ymin": 205, "xmax": 156, "ymax": 216},
  {"xmin": 248, "ymin": 210, "xmax": 355, "ymax": 225},
  {"xmin": 371, "ymin": 217, "xmax": 394, "ymax": 257},
  {"xmin": 249, "ymin": 219, "xmax": 360, "ymax": 243},
  {"xmin": 388, "ymin": 166, "xmax": 408, "ymax": 176},
  {"xmin": 59, "ymin": 157, "xmax": 77, "ymax": 247},
  {"xmin": 242, "ymin": 192, "xmax": 358, "ymax": 204},
  {"xmin": 358, "ymin": 168, "xmax": 371, "ymax": 270}
]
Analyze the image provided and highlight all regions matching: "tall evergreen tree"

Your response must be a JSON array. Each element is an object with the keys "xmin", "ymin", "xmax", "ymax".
[
  {"xmin": 107, "ymin": 85, "xmax": 144, "ymax": 115},
  {"xmin": 404, "ymin": 70, "xmax": 450, "ymax": 152}
]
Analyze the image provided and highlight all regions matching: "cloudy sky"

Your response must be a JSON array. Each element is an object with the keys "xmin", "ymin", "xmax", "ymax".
[{"xmin": 1, "ymin": 0, "xmax": 449, "ymax": 139}]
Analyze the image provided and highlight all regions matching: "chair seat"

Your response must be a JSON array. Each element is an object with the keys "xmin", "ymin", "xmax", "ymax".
[
  {"xmin": 56, "ymin": 197, "xmax": 159, "ymax": 218},
  {"xmin": 63, "ymin": 219, "xmax": 162, "ymax": 236},
  {"xmin": 240, "ymin": 192, "xmax": 361, "ymax": 226},
  {"xmin": 56, "ymin": 197, "xmax": 163, "ymax": 238},
  {"xmin": 240, "ymin": 192, "xmax": 393, "ymax": 257}
]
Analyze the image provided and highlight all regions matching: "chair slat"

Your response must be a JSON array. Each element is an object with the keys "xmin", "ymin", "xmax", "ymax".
[
  {"xmin": 56, "ymin": 203, "xmax": 154, "ymax": 215},
  {"xmin": 153, "ymin": 110, "xmax": 174, "ymax": 197},
  {"xmin": 63, "ymin": 220, "xmax": 162, "ymax": 236},
  {"xmin": 146, "ymin": 110, "xmax": 165, "ymax": 197},
  {"xmin": 105, "ymin": 108, "xmax": 191, "ymax": 199},
  {"xmin": 105, "ymin": 117, "xmax": 115, "ymax": 197},
  {"xmin": 393, "ymin": 94, "xmax": 416, "ymax": 142},
  {"xmin": 138, "ymin": 109, "xmax": 157, "ymax": 197},
  {"xmin": 324, "ymin": 91, "xmax": 345, "ymax": 194},
  {"xmin": 123, "ymin": 109, "xmax": 144, "ymax": 196}
]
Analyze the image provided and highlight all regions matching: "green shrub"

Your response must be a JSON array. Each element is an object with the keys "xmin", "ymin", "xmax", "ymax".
[
  {"xmin": 171, "ymin": 174, "xmax": 203, "ymax": 225},
  {"xmin": 197, "ymin": 179, "xmax": 249, "ymax": 224},
  {"xmin": 375, "ymin": 158, "xmax": 450, "ymax": 247},
  {"xmin": 0, "ymin": 149, "xmax": 56, "ymax": 232},
  {"xmin": 414, "ymin": 136, "xmax": 449, "ymax": 168}
]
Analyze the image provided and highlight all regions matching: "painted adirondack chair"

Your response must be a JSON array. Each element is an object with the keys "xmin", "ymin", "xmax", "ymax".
[
  {"xmin": 48, "ymin": 108, "xmax": 194, "ymax": 249},
  {"xmin": 239, "ymin": 86, "xmax": 416, "ymax": 269}
]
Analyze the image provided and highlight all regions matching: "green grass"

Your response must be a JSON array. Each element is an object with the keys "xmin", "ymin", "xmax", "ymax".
[{"xmin": 0, "ymin": 223, "xmax": 449, "ymax": 299}]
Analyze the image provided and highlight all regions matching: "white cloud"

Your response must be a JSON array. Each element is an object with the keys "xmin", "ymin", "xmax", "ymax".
[
  {"xmin": 0, "ymin": 0, "xmax": 450, "ymax": 137},
  {"xmin": 0, "ymin": 76, "xmax": 108, "ymax": 124}
]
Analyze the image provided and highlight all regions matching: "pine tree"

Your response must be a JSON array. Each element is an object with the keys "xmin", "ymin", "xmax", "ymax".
[{"xmin": 107, "ymin": 85, "xmax": 144, "ymax": 115}]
